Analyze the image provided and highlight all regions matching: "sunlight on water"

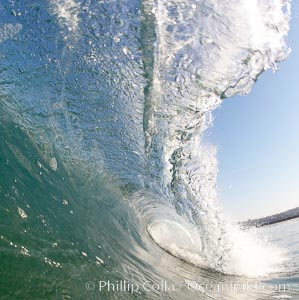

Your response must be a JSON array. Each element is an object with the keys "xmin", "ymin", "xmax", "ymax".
[{"xmin": 0, "ymin": 0, "xmax": 297, "ymax": 299}]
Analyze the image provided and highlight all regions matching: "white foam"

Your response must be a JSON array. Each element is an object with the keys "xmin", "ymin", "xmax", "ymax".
[
  {"xmin": 0, "ymin": 23, "xmax": 22, "ymax": 44},
  {"xmin": 224, "ymin": 225, "xmax": 288, "ymax": 276},
  {"xmin": 146, "ymin": 0, "xmax": 291, "ymax": 277},
  {"xmin": 17, "ymin": 207, "xmax": 27, "ymax": 219},
  {"xmin": 50, "ymin": 0, "xmax": 80, "ymax": 33},
  {"xmin": 50, "ymin": 157, "xmax": 58, "ymax": 171},
  {"xmin": 148, "ymin": 217, "xmax": 288, "ymax": 276}
]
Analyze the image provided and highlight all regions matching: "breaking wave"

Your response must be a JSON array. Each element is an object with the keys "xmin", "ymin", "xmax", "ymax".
[{"xmin": 0, "ymin": 0, "xmax": 293, "ymax": 298}]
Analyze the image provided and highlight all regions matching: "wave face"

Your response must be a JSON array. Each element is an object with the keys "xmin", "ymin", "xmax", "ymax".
[{"xmin": 0, "ymin": 0, "xmax": 292, "ymax": 299}]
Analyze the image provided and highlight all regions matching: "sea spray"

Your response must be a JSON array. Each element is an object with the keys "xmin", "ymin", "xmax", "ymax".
[{"xmin": 145, "ymin": 0, "xmax": 291, "ymax": 275}]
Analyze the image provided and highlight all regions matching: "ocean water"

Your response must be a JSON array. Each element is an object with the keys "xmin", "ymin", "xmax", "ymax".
[{"xmin": 0, "ymin": 0, "xmax": 298, "ymax": 299}]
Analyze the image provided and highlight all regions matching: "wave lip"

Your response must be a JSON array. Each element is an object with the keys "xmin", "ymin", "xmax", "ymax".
[{"xmin": 142, "ymin": 0, "xmax": 291, "ymax": 276}]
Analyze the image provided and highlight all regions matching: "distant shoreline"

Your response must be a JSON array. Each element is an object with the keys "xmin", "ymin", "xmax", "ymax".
[{"xmin": 240, "ymin": 207, "xmax": 299, "ymax": 228}]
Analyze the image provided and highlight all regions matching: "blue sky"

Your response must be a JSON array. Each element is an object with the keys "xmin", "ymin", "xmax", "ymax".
[{"xmin": 207, "ymin": 2, "xmax": 299, "ymax": 221}]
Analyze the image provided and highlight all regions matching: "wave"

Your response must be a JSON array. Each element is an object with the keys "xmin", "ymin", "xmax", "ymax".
[
  {"xmin": 0, "ymin": 0, "xmax": 292, "ymax": 296},
  {"xmin": 140, "ymin": 0, "xmax": 291, "ymax": 275}
]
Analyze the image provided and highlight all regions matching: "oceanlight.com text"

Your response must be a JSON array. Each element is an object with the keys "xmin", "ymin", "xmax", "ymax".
[{"xmin": 85, "ymin": 279, "xmax": 294, "ymax": 295}]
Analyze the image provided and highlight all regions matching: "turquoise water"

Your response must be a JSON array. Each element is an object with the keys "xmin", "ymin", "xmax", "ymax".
[
  {"xmin": 0, "ymin": 0, "xmax": 298, "ymax": 299},
  {"xmin": 1, "ymin": 123, "xmax": 298, "ymax": 298}
]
